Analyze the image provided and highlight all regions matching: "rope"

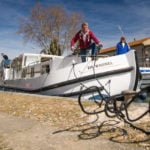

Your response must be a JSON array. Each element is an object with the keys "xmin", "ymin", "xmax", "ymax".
[{"xmin": 75, "ymin": 54, "xmax": 150, "ymax": 134}]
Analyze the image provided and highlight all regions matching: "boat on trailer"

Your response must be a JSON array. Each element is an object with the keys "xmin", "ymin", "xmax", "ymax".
[{"xmin": 0, "ymin": 50, "xmax": 139, "ymax": 98}]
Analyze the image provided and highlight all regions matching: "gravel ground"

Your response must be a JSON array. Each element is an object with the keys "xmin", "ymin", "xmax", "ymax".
[{"xmin": 0, "ymin": 92, "xmax": 149, "ymax": 150}]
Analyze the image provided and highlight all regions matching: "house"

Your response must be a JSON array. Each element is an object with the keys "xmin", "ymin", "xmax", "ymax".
[{"xmin": 100, "ymin": 37, "xmax": 150, "ymax": 67}]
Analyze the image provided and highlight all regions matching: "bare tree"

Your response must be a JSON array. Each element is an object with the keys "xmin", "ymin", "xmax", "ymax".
[{"xmin": 18, "ymin": 3, "xmax": 83, "ymax": 55}]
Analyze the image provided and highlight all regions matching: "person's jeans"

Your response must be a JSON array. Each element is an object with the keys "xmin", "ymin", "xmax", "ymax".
[{"xmin": 80, "ymin": 43, "xmax": 97, "ymax": 62}]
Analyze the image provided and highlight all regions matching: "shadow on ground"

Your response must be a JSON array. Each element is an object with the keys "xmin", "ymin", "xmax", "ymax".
[{"xmin": 53, "ymin": 114, "xmax": 150, "ymax": 146}]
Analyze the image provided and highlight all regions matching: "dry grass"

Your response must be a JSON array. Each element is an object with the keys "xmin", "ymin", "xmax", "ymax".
[
  {"xmin": 0, "ymin": 136, "xmax": 13, "ymax": 150},
  {"xmin": 0, "ymin": 92, "xmax": 86, "ymax": 128},
  {"xmin": 0, "ymin": 92, "xmax": 149, "ymax": 149}
]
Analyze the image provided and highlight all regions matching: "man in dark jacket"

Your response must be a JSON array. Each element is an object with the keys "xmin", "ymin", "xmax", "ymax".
[
  {"xmin": 71, "ymin": 22, "xmax": 102, "ymax": 62},
  {"xmin": 116, "ymin": 36, "xmax": 130, "ymax": 55}
]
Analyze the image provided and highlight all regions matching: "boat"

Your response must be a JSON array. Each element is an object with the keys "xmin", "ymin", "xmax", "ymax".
[
  {"xmin": 139, "ymin": 67, "xmax": 150, "ymax": 88},
  {"xmin": 0, "ymin": 50, "xmax": 139, "ymax": 98}
]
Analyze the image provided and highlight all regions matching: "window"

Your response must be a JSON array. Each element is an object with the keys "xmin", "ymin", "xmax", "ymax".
[
  {"xmin": 24, "ymin": 56, "xmax": 40, "ymax": 67},
  {"xmin": 22, "ymin": 69, "xmax": 27, "ymax": 78},
  {"xmin": 46, "ymin": 65, "xmax": 50, "ymax": 73},
  {"xmin": 41, "ymin": 65, "xmax": 50, "ymax": 74},
  {"xmin": 31, "ymin": 68, "xmax": 34, "ymax": 77}
]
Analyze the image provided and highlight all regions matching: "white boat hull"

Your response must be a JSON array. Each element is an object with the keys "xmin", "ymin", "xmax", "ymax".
[{"xmin": 0, "ymin": 50, "xmax": 139, "ymax": 98}]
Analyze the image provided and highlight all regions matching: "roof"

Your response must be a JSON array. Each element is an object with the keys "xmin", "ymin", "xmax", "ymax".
[{"xmin": 100, "ymin": 37, "xmax": 150, "ymax": 54}]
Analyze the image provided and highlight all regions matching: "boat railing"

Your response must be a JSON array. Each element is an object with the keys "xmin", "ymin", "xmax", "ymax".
[
  {"xmin": 71, "ymin": 52, "xmax": 110, "ymax": 58},
  {"xmin": 79, "ymin": 54, "xmax": 110, "ymax": 58},
  {"xmin": 25, "ymin": 57, "xmax": 52, "ymax": 68},
  {"xmin": 26, "ymin": 60, "xmax": 40, "ymax": 67}
]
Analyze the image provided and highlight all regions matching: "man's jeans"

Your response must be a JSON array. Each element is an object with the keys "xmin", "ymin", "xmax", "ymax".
[{"xmin": 80, "ymin": 43, "xmax": 97, "ymax": 62}]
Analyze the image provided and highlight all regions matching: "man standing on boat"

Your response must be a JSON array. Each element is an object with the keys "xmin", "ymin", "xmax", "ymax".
[
  {"xmin": 116, "ymin": 36, "xmax": 130, "ymax": 55},
  {"xmin": 71, "ymin": 22, "xmax": 102, "ymax": 62}
]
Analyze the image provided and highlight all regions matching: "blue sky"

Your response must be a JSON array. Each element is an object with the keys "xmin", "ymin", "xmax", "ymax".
[{"xmin": 0, "ymin": 0, "xmax": 150, "ymax": 59}]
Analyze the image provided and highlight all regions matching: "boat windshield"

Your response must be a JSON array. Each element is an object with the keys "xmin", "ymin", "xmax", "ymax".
[{"xmin": 24, "ymin": 56, "xmax": 40, "ymax": 66}]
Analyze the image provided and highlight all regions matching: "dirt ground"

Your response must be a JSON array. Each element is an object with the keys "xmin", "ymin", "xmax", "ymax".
[{"xmin": 0, "ymin": 92, "xmax": 149, "ymax": 150}]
